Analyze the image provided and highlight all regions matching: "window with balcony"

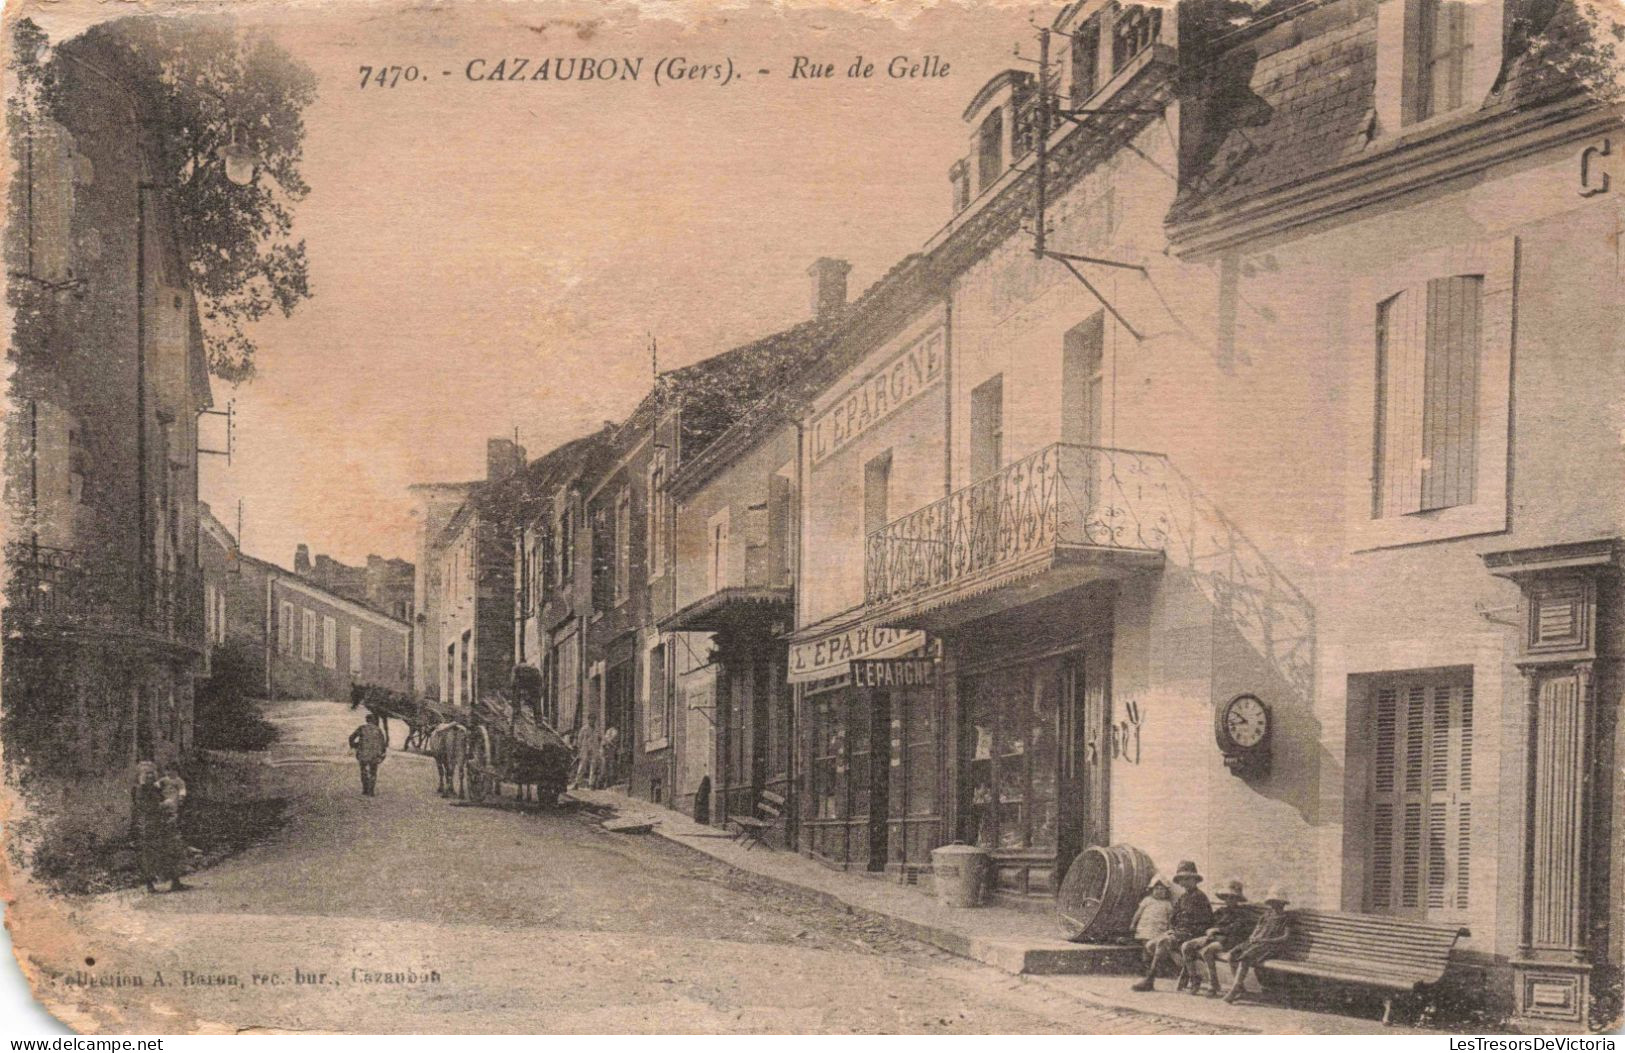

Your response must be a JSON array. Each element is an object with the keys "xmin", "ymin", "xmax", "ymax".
[
  {"xmin": 970, "ymin": 376, "xmax": 1004, "ymax": 482},
  {"xmin": 1062, "ymin": 312, "xmax": 1106, "ymax": 448},
  {"xmin": 1373, "ymin": 275, "xmax": 1482, "ymax": 517}
]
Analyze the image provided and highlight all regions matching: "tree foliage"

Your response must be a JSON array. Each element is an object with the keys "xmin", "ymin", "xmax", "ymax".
[{"xmin": 48, "ymin": 16, "xmax": 318, "ymax": 382}]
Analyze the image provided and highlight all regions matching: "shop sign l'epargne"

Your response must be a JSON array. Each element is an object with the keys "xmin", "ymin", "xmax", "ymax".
[{"xmin": 808, "ymin": 327, "xmax": 944, "ymax": 466}]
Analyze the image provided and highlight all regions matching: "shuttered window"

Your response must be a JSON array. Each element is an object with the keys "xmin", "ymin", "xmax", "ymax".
[
  {"xmin": 1373, "ymin": 275, "xmax": 1482, "ymax": 517},
  {"xmin": 1368, "ymin": 672, "xmax": 1474, "ymax": 917}
]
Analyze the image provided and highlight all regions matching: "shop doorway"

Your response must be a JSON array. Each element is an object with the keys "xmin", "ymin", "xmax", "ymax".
[{"xmin": 960, "ymin": 632, "xmax": 1111, "ymax": 899}]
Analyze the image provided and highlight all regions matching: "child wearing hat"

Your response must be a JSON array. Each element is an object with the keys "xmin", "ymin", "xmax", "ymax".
[
  {"xmin": 1128, "ymin": 876, "xmax": 1174, "ymax": 964},
  {"xmin": 1180, "ymin": 878, "xmax": 1252, "ymax": 996},
  {"xmin": 1224, "ymin": 887, "xmax": 1293, "ymax": 1003},
  {"xmin": 1131, "ymin": 860, "xmax": 1213, "ymax": 992}
]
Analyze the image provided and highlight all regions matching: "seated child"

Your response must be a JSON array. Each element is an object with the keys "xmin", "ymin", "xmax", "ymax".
[
  {"xmin": 1180, "ymin": 878, "xmax": 1251, "ymax": 995},
  {"xmin": 1224, "ymin": 887, "xmax": 1293, "ymax": 1003},
  {"xmin": 1128, "ymin": 878, "xmax": 1173, "ymax": 961}
]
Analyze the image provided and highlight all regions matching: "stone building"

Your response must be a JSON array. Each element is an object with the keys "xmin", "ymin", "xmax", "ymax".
[
  {"xmin": 4, "ymin": 30, "xmax": 213, "ymax": 844},
  {"xmin": 200, "ymin": 507, "xmax": 411, "ymax": 699}
]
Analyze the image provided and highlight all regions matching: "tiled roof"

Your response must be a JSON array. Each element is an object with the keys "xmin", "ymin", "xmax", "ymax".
[{"xmin": 1169, "ymin": 0, "xmax": 1595, "ymax": 226}]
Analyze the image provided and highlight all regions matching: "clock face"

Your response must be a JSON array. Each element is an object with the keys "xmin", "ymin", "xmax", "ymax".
[{"xmin": 1224, "ymin": 695, "xmax": 1269, "ymax": 748}]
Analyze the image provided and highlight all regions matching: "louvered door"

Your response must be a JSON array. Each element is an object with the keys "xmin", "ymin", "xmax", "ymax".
[{"xmin": 1368, "ymin": 674, "xmax": 1474, "ymax": 919}]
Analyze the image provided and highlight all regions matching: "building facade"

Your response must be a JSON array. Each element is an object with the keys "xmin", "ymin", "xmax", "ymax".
[
  {"xmin": 200, "ymin": 507, "xmax": 411, "ymax": 699},
  {"xmin": 4, "ymin": 31, "xmax": 213, "ymax": 845}
]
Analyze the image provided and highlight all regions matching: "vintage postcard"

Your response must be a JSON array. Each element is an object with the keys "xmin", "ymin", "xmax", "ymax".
[{"xmin": 2, "ymin": 0, "xmax": 1622, "ymax": 1037}]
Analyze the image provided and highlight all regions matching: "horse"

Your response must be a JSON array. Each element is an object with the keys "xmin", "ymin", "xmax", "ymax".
[
  {"xmin": 348, "ymin": 684, "xmax": 391, "ymax": 743},
  {"xmin": 427, "ymin": 722, "xmax": 468, "ymax": 799}
]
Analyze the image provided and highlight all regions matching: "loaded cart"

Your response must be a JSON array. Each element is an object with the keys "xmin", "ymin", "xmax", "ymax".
[{"xmin": 464, "ymin": 696, "xmax": 575, "ymax": 806}]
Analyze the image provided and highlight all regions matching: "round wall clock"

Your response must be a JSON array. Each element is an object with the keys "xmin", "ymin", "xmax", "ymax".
[{"xmin": 1215, "ymin": 693, "xmax": 1272, "ymax": 775}]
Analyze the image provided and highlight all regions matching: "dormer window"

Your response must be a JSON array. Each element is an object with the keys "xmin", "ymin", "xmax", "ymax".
[
  {"xmin": 1410, "ymin": 0, "xmax": 1471, "ymax": 123},
  {"xmin": 1375, "ymin": 0, "xmax": 1501, "ymax": 135},
  {"xmin": 977, "ymin": 110, "xmax": 1004, "ymax": 191},
  {"xmin": 1071, "ymin": 19, "xmax": 1101, "ymax": 103},
  {"xmin": 1111, "ymin": 4, "xmax": 1161, "ymax": 74}
]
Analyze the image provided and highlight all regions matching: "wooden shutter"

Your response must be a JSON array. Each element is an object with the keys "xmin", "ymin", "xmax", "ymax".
[
  {"xmin": 1368, "ymin": 675, "xmax": 1474, "ymax": 917},
  {"xmin": 1374, "ymin": 276, "xmax": 1482, "ymax": 517},
  {"xmin": 1420, "ymin": 275, "xmax": 1481, "ymax": 511}
]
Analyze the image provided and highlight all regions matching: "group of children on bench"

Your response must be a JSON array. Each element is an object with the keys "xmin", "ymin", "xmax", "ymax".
[{"xmin": 1128, "ymin": 860, "xmax": 1291, "ymax": 1003}]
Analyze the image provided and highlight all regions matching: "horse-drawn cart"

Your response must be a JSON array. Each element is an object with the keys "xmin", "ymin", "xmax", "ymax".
[
  {"xmin": 350, "ymin": 684, "xmax": 446, "ymax": 752},
  {"xmin": 464, "ymin": 697, "xmax": 574, "ymax": 806}
]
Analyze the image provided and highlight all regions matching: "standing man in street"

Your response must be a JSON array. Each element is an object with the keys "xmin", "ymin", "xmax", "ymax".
[{"xmin": 348, "ymin": 712, "xmax": 388, "ymax": 796}]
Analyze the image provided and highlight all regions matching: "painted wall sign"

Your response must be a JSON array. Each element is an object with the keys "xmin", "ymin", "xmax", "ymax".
[
  {"xmin": 788, "ymin": 622, "xmax": 925, "ymax": 683},
  {"xmin": 808, "ymin": 327, "xmax": 945, "ymax": 466},
  {"xmin": 850, "ymin": 657, "xmax": 937, "ymax": 689}
]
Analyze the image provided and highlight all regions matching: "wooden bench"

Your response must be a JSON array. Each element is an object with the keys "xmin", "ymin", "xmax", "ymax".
[
  {"xmin": 730, "ymin": 790, "xmax": 786, "ymax": 851},
  {"xmin": 1220, "ymin": 906, "xmax": 1469, "ymax": 1025}
]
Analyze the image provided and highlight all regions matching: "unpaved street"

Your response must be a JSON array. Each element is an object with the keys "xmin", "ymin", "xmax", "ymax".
[{"xmin": 16, "ymin": 700, "xmax": 1217, "ymax": 1034}]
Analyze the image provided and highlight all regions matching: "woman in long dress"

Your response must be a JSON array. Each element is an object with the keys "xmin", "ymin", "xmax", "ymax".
[{"xmin": 130, "ymin": 761, "xmax": 190, "ymax": 893}]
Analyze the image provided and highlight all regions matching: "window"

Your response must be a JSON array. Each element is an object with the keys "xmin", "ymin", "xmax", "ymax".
[
  {"xmin": 648, "ymin": 459, "xmax": 667, "ymax": 579},
  {"xmin": 555, "ymin": 492, "xmax": 576, "ymax": 585},
  {"xmin": 1111, "ymin": 5, "xmax": 1162, "ymax": 73},
  {"xmin": 863, "ymin": 451, "xmax": 893, "ymax": 540},
  {"xmin": 591, "ymin": 504, "xmax": 613, "ymax": 612},
  {"xmin": 1366, "ymin": 671, "xmax": 1474, "ymax": 918},
  {"xmin": 280, "ymin": 602, "xmax": 295, "ymax": 654},
  {"xmin": 645, "ymin": 639, "xmax": 669, "ymax": 749},
  {"xmin": 301, "ymin": 609, "xmax": 317, "ymax": 663},
  {"xmin": 1071, "ymin": 19, "xmax": 1101, "ymax": 103},
  {"xmin": 205, "ymin": 583, "xmax": 218, "ymax": 644},
  {"xmin": 1062, "ymin": 312, "xmax": 1106, "ymax": 448},
  {"xmin": 977, "ymin": 110, "xmax": 1004, "ymax": 192},
  {"xmin": 769, "ymin": 468, "xmax": 795, "ymax": 587},
  {"xmin": 445, "ymin": 644, "xmax": 455, "ymax": 704},
  {"xmin": 350, "ymin": 626, "xmax": 363, "ymax": 675},
  {"xmin": 614, "ymin": 488, "xmax": 632, "ymax": 604},
  {"xmin": 1409, "ymin": 0, "xmax": 1471, "ymax": 124},
  {"xmin": 964, "ymin": 660, "xmax": 1063, "ymax": 852},
  {"xmin": 1373, "ymin": 275, "xmax": 1482, "ymax": 517},
  {"xmin": 459, "ymin": 631, "xmax": 471, "ymax": 705},
  {"xmin": 322, "ymin": 616, "xmax": 337, "ymax": 670},
  {"xmin": 707, "ymin": 508, "xmax": 731, "ymax": 593},
  {"xmin": 970, "ymin": 375, "xmax": 1004, "ymax": 481}
]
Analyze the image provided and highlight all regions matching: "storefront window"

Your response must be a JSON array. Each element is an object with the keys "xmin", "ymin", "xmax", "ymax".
[
  {"xmin": 813, "ymin": 696, "xmax": 840, "ymax": 820},
  {"xmin": 966, "ymin": 658, "xmax": 1063, "ymax": 853},
  {"xmin": 850, "ymin": 690, "xmax": 872, "ymax": 819}
]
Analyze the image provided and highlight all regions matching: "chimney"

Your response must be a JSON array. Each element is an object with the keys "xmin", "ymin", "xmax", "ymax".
[
  {"xmin": 487, "ymin": 437, "xmax": 525, "ymax": 481},
  {"xmin": 808, "ymin": 257, "xmax": 851, "ymax": 322},
  {"xmin": 294, "ymin": 544, "xmax": 311, "ymax": 576}
]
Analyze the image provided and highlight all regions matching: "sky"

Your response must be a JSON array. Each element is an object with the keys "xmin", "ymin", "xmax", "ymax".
[{"xmin": 41, "ymin": 0, "xmax": 1043, "ymax": 567}]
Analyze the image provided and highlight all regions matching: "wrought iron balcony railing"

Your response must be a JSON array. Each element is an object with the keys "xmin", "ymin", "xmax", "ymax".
[
  {"xmin": 5, "ymin": 542, "xmax": 198, "ymax": 644},
  {"xmin": 864, "ymin": 444, "xmax": 1171, "ymax": 608},
  {"xmin": 864, "ymin": 441, "xmax": 1317, "ymax": 702}
]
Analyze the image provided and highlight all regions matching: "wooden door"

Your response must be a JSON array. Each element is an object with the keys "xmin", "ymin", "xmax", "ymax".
[{"xmin": 1058, "ymin": 634, "xmax": 1112, "ymax": 880}]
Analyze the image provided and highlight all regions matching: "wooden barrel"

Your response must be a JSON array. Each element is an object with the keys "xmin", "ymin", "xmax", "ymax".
[{"xmin": 1056, "ymin": 844, "xmax": 1157, "ymax": 943}]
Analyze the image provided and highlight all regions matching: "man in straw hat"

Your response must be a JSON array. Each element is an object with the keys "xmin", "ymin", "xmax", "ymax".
[
  {"xmin": 1180, "ymin": 878, "xmax": 1252, "ymax": 996},
  {"xmin": 1223, "ymin": 887, "xmax": 1293, "ymax": 1003},
  {"xmin": 1131, "ymin": 860, "xmax": 1213, "ymax": 992}
]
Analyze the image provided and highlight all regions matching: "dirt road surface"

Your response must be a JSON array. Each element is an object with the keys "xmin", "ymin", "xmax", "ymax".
[{"xmin": 11, "ymin": 699, "xmax": 1220, "ymax": 1034}]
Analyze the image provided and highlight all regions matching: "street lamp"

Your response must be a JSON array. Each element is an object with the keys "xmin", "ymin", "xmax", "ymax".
[{"xmin": 218, "ymin": 127, "xmax": 257, "ymax": 186}]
